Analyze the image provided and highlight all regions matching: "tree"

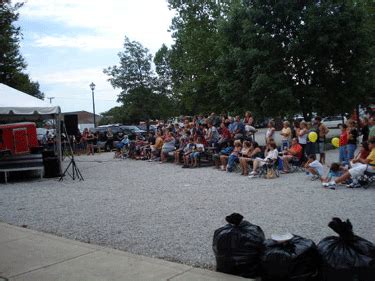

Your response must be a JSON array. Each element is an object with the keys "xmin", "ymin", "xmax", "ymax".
[
  {"xmin": 217, "ymin": 0, "xmax": 375, "ymax": 119},
  {"xmin": 0, "ymin": 1, "xmax": 44, "ymax": 99},
  {"xmin": 154, "ymin": 44, "xmax": 179, "ymax": 118},
  {"xmin": 99, "ymin": 106, "xmax": 127, "ymax": 125},
  {"xmin": 304, "ymin": 1, "xmax": 375, "ymax": 116},
  {"xmin": 154, "ymin": 44, "xmax": 173, "ymax": 97},
  {"xmin": 167, "ymin": 0, "xmax": 228, "ymax": 114},
  {"xmin": 104, "ymin": 37, "xmax": 176, "ymax": 123}
]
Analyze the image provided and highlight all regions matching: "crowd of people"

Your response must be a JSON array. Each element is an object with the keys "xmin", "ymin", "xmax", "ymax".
[{"xmin": 109, "ymin": 112, "xmax": 375, "ymax": 189}]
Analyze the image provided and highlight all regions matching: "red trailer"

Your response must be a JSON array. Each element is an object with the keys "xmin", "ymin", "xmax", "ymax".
[{"xmin": 0, "ymin": 122, "xmax": 38, "ymax": 155}]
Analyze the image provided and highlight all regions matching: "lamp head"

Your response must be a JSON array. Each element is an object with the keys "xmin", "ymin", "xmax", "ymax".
[{"xmin": 89, "ymin": 82, "xmax": 96, "ymax": 91}]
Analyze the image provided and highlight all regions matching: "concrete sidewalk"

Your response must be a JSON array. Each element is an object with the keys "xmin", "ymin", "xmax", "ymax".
[{"xmin": 0, "ymin": 222, "xmax": 247, "ymax": 281}]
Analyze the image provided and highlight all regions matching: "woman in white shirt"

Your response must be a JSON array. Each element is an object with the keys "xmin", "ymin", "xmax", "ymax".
[
  {"xmin": 249, "ymin": 142, "xmax": 279, "ymax": 177},
  {"xmin": 297, "ymin": 121, "xmax": 308, "ymax": 159}
]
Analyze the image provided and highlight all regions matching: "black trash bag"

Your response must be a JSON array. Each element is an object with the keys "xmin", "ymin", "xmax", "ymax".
[
  {"xmin": 261, "ymin": 235, "xmax": 321, "ymax": 281},
  {"xmin": 212, "ymin": 213, "xmax": 265, "ymax": 278},
  {"xmin": 318, "ymin": 217, "xmax": 375, "ymax": 281}
]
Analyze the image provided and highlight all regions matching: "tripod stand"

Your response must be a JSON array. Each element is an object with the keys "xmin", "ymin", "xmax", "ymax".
[{"xmin": 59, "ymin": 122, "xmax": 84, "ymax": 181}]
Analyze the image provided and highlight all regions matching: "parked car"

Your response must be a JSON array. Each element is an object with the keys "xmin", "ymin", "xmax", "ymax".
[
  {"xmin": 119, "ymin": 125, "xmax": 146, "ymax": 139},
  {"xmin": 92, "ymin": 125, "xmax": 124, "ymax": 140},
  {"xmin": 91, "ymin": 125, "xmax": 125, "ymax": 151},
  {"xmin": 253, "ymin": 118, "xmax": 268, "ymax": 129},
  {"xmin": 137, "ymin": 124, "xmax": 157, "ymax": 133},
  {"xmin": 90, "ymin": 124, "xmax": 146, "ymax": 151},
  {"xmin": 322, "ymin": 116, "xmax": 347, "ymax": 128}
]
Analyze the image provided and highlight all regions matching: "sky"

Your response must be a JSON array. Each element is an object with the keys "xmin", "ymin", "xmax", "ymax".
[{"xmin": 17, "ymin": 0, "xmax": 175, "ymax": 114}]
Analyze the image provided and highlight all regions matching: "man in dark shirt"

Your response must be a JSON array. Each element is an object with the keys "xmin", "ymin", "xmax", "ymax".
[
  {"xmin": 147, "ymin": 132, "xmax": 156, "ymax": 146},
  {"xmin": 347, "ymin": 120, "xmax": 358, "ymax": 162},
  {"xmin": 233, "ymin": 116, "xmax": 245, "ymax": 140}
]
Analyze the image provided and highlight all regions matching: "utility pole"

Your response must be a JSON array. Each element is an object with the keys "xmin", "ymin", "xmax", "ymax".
[{"xmin": 47, "ymin": 97, "xmax": 55, "ymax": 104}]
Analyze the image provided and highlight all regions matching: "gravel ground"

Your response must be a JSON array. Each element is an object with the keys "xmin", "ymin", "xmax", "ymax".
[{"xmin": 0, "ymin": 149, "xmax": 374, "ymax": 269}]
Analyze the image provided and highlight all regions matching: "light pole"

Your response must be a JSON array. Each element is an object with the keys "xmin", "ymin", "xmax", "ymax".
[
  {"xmin": 47, "ymin": 97, "xmax": 55, "ymax": 104},
  {"xmin": 89, "ymin": 82, "xmax": 96, "ymax": 127}
]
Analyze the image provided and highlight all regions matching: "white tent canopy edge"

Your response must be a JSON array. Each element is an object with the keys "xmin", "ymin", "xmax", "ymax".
[{"xmin": 0, "ymin": 83, "xmax": 62, "ymax": 171}]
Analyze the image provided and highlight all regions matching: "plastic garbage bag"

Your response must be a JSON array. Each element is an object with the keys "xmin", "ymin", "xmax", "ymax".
[
  {"xmin": 212, "ymin": 213, "xmax": 265, "ymax": 278},
  {"xmin": 261, "ymin": 235, "xmax": 320, "ymax": 281},
  {"xmin": 318, "ymin": 217, "xmax": 375, "ymax": 281}
]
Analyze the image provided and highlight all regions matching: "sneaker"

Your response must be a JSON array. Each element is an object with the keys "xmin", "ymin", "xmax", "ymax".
[
  {"xmin": 248, "ymin": 174, "xmax": 256, "ymax": 178},
  {"xmin": 347, "ymin": 182, "xmax": 361, "ymax": 189},
  {"xmin": 311, "ymin": 175, "xmax": 320, "ymax": 181},
  {"xmin": 322, "ymin": 181, "xmax": 334, "ymax": 187},
  {"xmin": 323, "ymin": 181, "xmax": 336, "ymax": 189}
]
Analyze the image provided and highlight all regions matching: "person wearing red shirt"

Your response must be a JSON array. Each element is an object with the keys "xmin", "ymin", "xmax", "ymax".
[
  {"xmin": 339, "ymin": 124, "xmax": 349, "ymax": 165},
  {"xmin": 217, "ymin": 122, "xmax": 232, "ymax": 149},
  {"xmin": 352, "ymin": 141, "xmax": 370, "ymax": 164},
  {"xmin": 282, "ymin": 138, "xmax": 303, "ymax": 172}
]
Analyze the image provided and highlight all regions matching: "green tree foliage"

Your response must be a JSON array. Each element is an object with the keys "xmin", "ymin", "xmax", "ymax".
[
  {"xmin": 99, "ymin": 106, "xmax": 126, "ymax": 125},
  {"xmin": 167, "ymin": 0, "xmax": 374, "ymax": 119},
  {"xmin": 219, "ymin": 0, "xmax": 374, "ymax": 119},
  {"xmin": 105, "ymin": 1, "xmax": 374, "ymax": 122},
  {"xmin": 0, "ymin": 1, "xmax": 44, "ymax": 99},
  {"xmin": 104, "ymin": 37, "xmax": 176, "ymax": 123},
  {"xmin": 304, "ymin": 1, "xmax": 375, "ymax": 116},
  {"xmin": 154, "ymin": 44, "xmax": 173, "ymax": 96},
  {"xmin": 167, "ymin": 0, "xmax": 229, "ymax": 114}
]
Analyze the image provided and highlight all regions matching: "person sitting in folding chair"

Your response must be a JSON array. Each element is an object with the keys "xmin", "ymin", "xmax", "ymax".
[
  {"xmin": 323, "ymin": 137, "xmax": 375, "ymax": 189},
  {"xmin": 281, "ymin": 138, "xmax": 303, "ymax": 173},
  {"xmin": 249, "ymin": 142, "xmax": 278, "ymax": 178},
  {"xmin": 114, "ymin": 135, "xmax": 129, "ymax": 159}
]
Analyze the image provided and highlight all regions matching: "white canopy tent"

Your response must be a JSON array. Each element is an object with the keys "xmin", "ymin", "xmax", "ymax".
[
  {"xmin": 0, "ymin": 83, "xmax": 60, "ymax": 116},
  {"xmin": 0, "ymin": 83, "xmax": 62, "ymax": 167}
]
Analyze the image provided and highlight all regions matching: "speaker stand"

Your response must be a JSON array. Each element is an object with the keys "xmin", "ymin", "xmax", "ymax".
[{"xmin": 59, "ymin": 122, "xmax": 84, "ymax": 181}]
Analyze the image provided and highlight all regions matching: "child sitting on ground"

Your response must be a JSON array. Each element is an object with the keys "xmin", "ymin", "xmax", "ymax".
[
  {"xmin": 304, "ymin": 154, "xmax": 324, "ymax": 181},
  {"xmin": 322, "ymin": 162, "xmax": 346, "ymax": 183}
]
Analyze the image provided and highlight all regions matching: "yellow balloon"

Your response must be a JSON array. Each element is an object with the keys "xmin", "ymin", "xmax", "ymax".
[
  {"xmin": 331, "ymin": 137, "xmax": 340, "ymax": 148},
  {"xmin": 308, "ymin": 132, "xmax": 318, "ymax": 143}
]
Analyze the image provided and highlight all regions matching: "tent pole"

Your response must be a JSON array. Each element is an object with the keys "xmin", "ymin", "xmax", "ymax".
[{"xmin": 56, "ymin": 114, "xmax": 62, "ymax": 174}]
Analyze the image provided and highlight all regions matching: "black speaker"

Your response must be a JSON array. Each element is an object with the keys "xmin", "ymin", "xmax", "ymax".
[
  {"xmin": 42, "ymin": 150, "xmax": 56, "ymax": 158},
  {"xmin": 64, "ymin": 114, "xmax": 79, "ymax": 135},
  {"xmin": 43, "ymin": 156, "xmax": 61, "ymax": 178}
]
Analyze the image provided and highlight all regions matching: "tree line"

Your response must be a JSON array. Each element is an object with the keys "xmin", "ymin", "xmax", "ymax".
[{"xmin": 103, "ymin": 0, "xmax": 374, "ymax": 124}]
